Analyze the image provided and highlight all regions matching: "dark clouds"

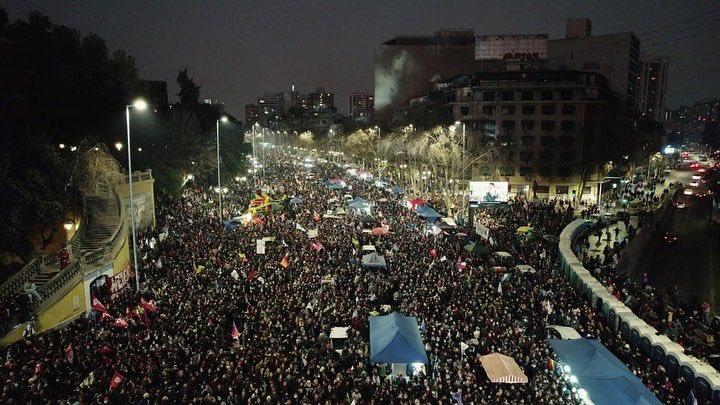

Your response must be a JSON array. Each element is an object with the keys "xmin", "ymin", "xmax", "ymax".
[{"xmin": 6, "ymin": 0, "xmax": 720, "ymax": 118}]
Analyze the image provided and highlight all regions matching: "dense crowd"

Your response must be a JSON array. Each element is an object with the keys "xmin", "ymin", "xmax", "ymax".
[{"xmin": 0, "ymin": 150, "xmax": 695, "ymax": 403}]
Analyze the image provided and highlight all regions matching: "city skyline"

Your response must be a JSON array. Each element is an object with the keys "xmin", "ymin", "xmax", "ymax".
[{"xmin": 5, "ymin": 0, "xmax": 720, "ymax": 120}]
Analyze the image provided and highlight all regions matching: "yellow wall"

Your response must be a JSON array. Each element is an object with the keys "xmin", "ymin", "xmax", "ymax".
[
  {"xmin": 1, "ymin": 236, "xmax": 131, "ymax": 346},
  {"xmin": 36, "ymin": 281, "xmax": 86, "ymax": 333},
  {"xmin": 116, "ymin": 177, "xmax": 156, "ymax": 229}
]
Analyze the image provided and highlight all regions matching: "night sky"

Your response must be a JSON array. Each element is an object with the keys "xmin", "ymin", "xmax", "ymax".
[{"xmin": 6, "ymin": 0, "xmax": 720, "ymax": 120}]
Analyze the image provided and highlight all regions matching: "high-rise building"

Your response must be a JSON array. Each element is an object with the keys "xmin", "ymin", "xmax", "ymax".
[
  {"xmin": 307, "ymin": 88, "xmax": 335, "ymax": 111},
  {"xmin": 637, "ymin": 53, "xmax": 669, "ymax": 122},
  {"xmin": 245, "ymin": 104, "xmax": 259, "ymax": 125},
  {"xmin": 395, "ymin": 70, "xmax": 613, "ymax": 200},
  {"xmin": 349, "ymin": 93, "xmax": 374, "ymax": 121},
  {"xmin": 258, "ymin": 92, "xmax": 282, "ymax": 127},
  {"xmin": 374, "ymin": 30, "xmax": 549, "ymax": 124},
  {"xmin": 548, "ymin": 18, "xmax": 640, "ymax": 115}
]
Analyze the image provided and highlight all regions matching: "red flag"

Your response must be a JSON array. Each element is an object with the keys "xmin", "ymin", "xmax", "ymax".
[
  {"xmin": 247, "ymin": 269, "xmax": 258, "ymax": 281},
  {"xmin": 311, "ymin": 242, "xmax": 323, "ymax": 251},
  {"xmin": 113, "ymin": 317, "xmax": 128, "ymax": 329},
  {"xmin": 313, "ymin": 212, "xmax": 321, "ymax": 222},
  {"xmin": 231, "ymin": 321, "xmax": 240, "ymax": 340},
  {"xmin": 109, "ymin": 370, "xmax": 124, "ymax": 390},
  {"xmin": 457, "ymin": 261, "xmax": 467, "ymax": 270},
  {"xmin": 92, "ymin": 297, "xmax": 107, "ymax": 314},
  {"xmin": 65, "ymin": 344, "xmax": 74, "ymax": 363},
  {"xmin": 429, "ymin": 248, "xmax": 437, "ymax": 258},
  {"xmin": 280, "ymin": 255, "xmax": 289, "ymax": 269},
  {"xmin": 100, "ymin": 311, "xmax": 113, "ymax": 321},
  {"xmin": 140, "ymin": 298, "xmax": 158, "ymax": 313}
]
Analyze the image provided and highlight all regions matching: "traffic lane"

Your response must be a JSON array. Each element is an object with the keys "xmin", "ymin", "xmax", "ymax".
[{"xmin": 634, "ymin": 195, "xmax": 714, "ymax": 305}]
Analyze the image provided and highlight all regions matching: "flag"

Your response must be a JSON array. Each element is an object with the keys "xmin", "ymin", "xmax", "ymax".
[
  {"xmin": 65, "ymin": 344, "xmax": 74, "ymax": 363},
  {"xmin": 140, "ymin": 298, "xmax": 158, "ymax": 313},
  {"xmin": 238, "ymin": 252, "xmax": 247, "ymax": 261},
  {"xmin": 113, "ymin": 318, "xmax": 128, "ymax": 329},
  {"xmin": 311, "ymin": 242, "xmax": 323, "ymax": 251},
  {"xmin": 460, "ymin": 341, "xmax": 469, "ymax": 355},
  {"xmin": 280, "ymin": 255, "xmax": 289, "ymax": 269},
  {"xmin": 451, "ymin": 390, "xmax": 463, "ymax": 405},
  {"xmin": 230, "ymin": 269, "xmax": 240, "ymax": 280},
  {"xmin": 248, "ymin": 269, "xmax": 258, "ymax": 281},
  {"xmin": 457, "ymin": 261, "xmax": 467, "ymax": 270},
  {"xmin": 295, "ymin": 222, "xmax": 307, "ymax": 232},
  {"xmin": 100, "ymin": 311, "xmax": 113, "ymax": 321},
  {"xmin": 92, "ymin": 297, "xmax": 107, "ymax": 313},
  {"xmin": 109, "ymin": 370, "xmax": 124, "ymax": 390},
  {"xmin": 313, "ymin": 213, "xmax": 321, "ymax": 222},
  {"xmin": 440, "ymin": 256, "xmax": 447, "ymax": 262},
  {"xmin": 231, "ymin": 321, "xmax": 240, "ymax": 340},
  {"xmin": 497, "ymin": 281, "xmax": 503, "ymax": 294},
  {"xmin": 429, "ymin": 248, "xmax": 437, "ymax": 258}
]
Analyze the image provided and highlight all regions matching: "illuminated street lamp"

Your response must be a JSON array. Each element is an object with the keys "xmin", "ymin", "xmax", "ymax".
[
  {"xmin": 216, "ymin": 116, "xmax": 229, "ymax": 220},
  {"xmin": 59, "ymin": 143, "xmax": 66, "ymax": 149},
  {"xmin": 125, "ymin": 98, "xmax": 148, "ymax": 292},
  {"xmin": 115, "ymin": 142, "xmax": 124, "ymax": 151}
]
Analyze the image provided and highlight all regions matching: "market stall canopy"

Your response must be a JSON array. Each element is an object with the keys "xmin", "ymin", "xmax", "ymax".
[
  {"xmin": 463, "ymin": 242, "xmax": 490, "ymax": 256},
  {"xmin": 369, "ymin": 312, "xmax": 428, "ymax": 364},
  {"xmin": 515, "ymin": 264, "xmax": 535, "ymax": 273},
  {"xmin": 494, "ymin": 251, "xmax": 512, "ymax": 259},
  {"xmin": 289, "ymin": 197, "xmax": 303, "ymax": 205},
  {"xmin": 390, "ymin": 186, "xmax": 405, "ymax": 195},
  {"xmin": 480, "ymin": 353, "xmax": 528, "ymax": 384},
  {"xmin": 372, "ymin": 227, "xmax": 389, "ymax": 236},
  {"xmin": 408, "ymin": 197, "xmax": 425, "ymax": 208},
  {"xmin": 362, "ymin": 245, "xmax": 376, "ymax": 252},
  {"xmin": 546, "ymin": 325, "xmax": 582, "ymax": 340},
  {"xmin": 415, "ymin": 205, "xmax": 441, "ymax": 220},
  {"xmin": 330, "ymin": 326, "xmax": 350, "ymax": 340},
  {"xmin": 516, "ymin": 226, "xmax": 533, "ymax": 235},
  {"xmin": 549, "ymin": 339, "xmax": 662, "ymax": 405},
  {"xmin": 348, "ymin": 197, "xmax": 371, "ymax": 209},
  {"xmin": 362, "ymin": 252, "xmax": 387, "ymax": 269}
]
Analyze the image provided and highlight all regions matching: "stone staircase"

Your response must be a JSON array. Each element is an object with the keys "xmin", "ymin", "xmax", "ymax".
[{"xmin": 0, "ymin": 190, "xmax": 122, "ymax": 302}]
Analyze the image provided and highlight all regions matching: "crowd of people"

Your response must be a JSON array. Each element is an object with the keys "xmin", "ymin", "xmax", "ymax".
[
  {"xmin": 577, "ymin": 171, "xmax": 720, "ymax": 383},
  {"xmin": 0, "ymin": 149, "xmax": 699, "ymax": 403}
]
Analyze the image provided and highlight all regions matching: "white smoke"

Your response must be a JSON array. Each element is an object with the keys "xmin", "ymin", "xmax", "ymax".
[{"xmin": 375, "ymin": 50, "xmax": 418, "ymax": 110}]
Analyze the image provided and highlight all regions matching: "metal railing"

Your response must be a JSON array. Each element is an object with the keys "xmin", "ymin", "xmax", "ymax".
[{"xmin": 0, "ymin": 197, "xmax": 88, "ymax": 300}]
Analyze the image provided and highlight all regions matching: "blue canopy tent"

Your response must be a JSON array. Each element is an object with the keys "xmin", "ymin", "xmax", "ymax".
[
  {"xmin": 349, "ymin": 197, "xmax": 372, "ymax": 214},
  {"xmin": 549, "ymin": 339, "xmax": 661, "ymax": 405},
  {"xmin": 289, "ymin": 196, "xmax": 303, "ymax": 205},
  {"xmin": 415, "ymin": 204, "xmax": 441, "ymax": 220},
  {"xmin": 370, "ymin": 312, "xmax": 428, "ymax": 364},
  {"xmin": 222, "ymin": 220, "xmax": 239, "ymax": 231},
  {"xmin": 390, "ymin": 185, "xmax": 405, "ymax": 195},
  {"xmin": 362, "ymin": 252, "xmax": 387, "ymax": 269}
]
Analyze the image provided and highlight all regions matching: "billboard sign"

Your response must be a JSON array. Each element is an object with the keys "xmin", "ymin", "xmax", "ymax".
[
  {"xmin": 469, "ymin": 181, "xmax": 509, "ymax": 203},
  {"xmin": 475, "ymin": 34, "xmax": 548, "ymax": 61}
]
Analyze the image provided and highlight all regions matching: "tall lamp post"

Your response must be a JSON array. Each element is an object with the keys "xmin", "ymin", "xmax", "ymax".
[
  {"xmin": 125, "ymin": 98, "xmax": 147, "ymax": 291},
  {"xmin": 597, "ymin": 176, "xmax": 623, "ymax": 210},
  {"xmin": 216, "ymin": 116, "xmax": 228, "ymax": 220}
]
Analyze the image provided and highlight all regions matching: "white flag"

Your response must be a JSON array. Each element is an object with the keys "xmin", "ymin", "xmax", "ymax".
[
  {"xmin": 256, "ymin": 239, "xmax": 266, "ymax": 254},
  {"xmin": 230, "ymin": 270, "xmax": 239, "ymax": 281}
]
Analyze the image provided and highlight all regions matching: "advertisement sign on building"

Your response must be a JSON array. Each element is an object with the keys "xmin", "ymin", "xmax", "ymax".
[
  {"xmin": 475, "ymin": 34, "xmax": 548, "ymax": 61},
  {"xmin": 469, "ymin": 181, "xmax": 509, "ymax": 203}
]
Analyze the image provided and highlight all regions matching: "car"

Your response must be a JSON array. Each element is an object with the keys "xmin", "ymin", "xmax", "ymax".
[
  {"xmin": 673, "ymin": 201, "xmax": 686, "ymax": 209},
  {"xmin": 690, "ymin": 181, "xmax": 700, "ymax": 187},
  {"xmin": 684, "ymin": 188, "xmax": 693, "ymax": 196},
  {"xmin": 692, "ymin": 175, "xmax": 702, "ymax": 180},
  {"xmin": 662, "ymin": 232, "xmax": 680, "ymax": 244}
]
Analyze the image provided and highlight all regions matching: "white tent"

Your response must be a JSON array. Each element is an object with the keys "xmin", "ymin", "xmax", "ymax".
[{"xmin": 480, "ymin": 353, "xmax": 528, "ymax": 384}]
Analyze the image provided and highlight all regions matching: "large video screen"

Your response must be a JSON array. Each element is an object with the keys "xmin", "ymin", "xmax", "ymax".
[{"xmin": 469, "ymin": 181, "xmax": 509, "ymax": 203}]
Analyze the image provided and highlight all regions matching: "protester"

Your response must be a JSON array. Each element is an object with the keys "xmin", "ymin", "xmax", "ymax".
[{"xmin": 0, "ymin": 151, "xmax": 689, "ymax": 404}]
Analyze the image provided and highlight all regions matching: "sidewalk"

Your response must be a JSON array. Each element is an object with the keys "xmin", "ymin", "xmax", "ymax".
[{"xmin": 586, "ymin": 221, "xmax": 629, "ymax": 263}]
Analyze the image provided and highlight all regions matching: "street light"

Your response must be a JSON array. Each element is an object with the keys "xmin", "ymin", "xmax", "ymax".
[
  {"xmin": 597, "ymin": 176, "xmax": 623, "ymax": 209},
  {"xmin": 216, "ymin": 116, "xmax": 228, "ymax": 221},
  {"xmin": 125, "ymin": 97, "xmax": 147, "ymax": 292},
  {"xmin": 59, "ymin": 143, "xmax": 66, "ymax": 149}
]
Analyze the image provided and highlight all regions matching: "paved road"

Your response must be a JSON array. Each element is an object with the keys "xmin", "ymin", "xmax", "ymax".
[{"xmin": 634, "ymin": 170, "xmax": 720, "ymax": 310}]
